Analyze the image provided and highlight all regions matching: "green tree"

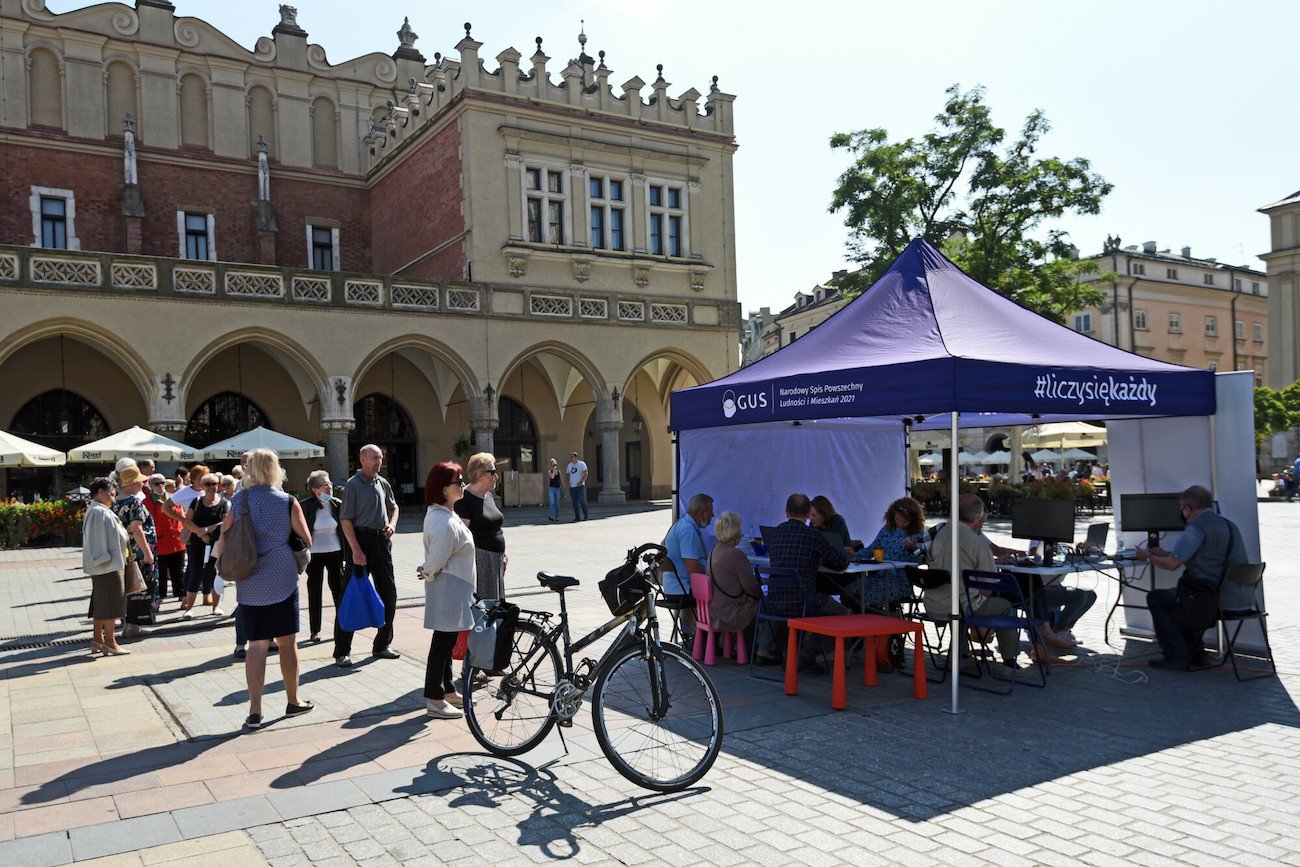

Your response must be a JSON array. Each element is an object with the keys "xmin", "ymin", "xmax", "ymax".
[
  {"xmin": 1253, "ymin": 385, "xmax": 1298, "ymax": 445},
  {"xmin": 829, "ymin": 85, "xmax": 1113, "ymax": 321}
]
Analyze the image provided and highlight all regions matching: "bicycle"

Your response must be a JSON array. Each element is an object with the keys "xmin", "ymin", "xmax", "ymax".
[{"xmin": 462, "ymin": 543, "xmax": 724, "ymax": 792}]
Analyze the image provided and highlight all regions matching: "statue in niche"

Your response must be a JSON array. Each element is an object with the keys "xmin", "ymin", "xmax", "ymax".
[
  {"xmin": 122, "ymin": 113, "xmax": 138, "ymax": 185},
  {"xmin": 256, "ymin": 134, "xmax": 271, "ymax": 201}
]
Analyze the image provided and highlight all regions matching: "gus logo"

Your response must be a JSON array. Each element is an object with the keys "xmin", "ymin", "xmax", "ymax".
[{"xmin": 721, "ymin": 389, "xmax": 767, "ymax": 419}]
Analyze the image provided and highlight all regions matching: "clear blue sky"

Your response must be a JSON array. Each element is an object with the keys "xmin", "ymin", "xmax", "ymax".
[{"xmin": 51, "ymin": 0, "xmax": 1299, "ymax": 312}]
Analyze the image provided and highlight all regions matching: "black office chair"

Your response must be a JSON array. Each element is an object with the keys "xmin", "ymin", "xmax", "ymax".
[{"xmin": 1214, "ymin": 563, "xmax": 1276, "ymax": 681}]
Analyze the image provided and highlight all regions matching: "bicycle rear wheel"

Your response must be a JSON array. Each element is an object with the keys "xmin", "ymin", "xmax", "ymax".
[
  {"xmin": 463, "ymin": 620, "xmax": 561, "ymax": 756},
  {"xmin": 591, "ymin": 643, "xmax": 723, "ymax": 791}
]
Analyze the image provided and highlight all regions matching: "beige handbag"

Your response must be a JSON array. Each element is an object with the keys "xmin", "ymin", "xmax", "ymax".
[{"xmin": 123, "ymin": 548, "xmax": 146, "ymax": 596}]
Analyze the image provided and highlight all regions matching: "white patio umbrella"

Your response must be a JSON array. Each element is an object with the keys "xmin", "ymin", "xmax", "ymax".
[
  {"xmin": 1024, "ymin": 421, "xmax": 1107, "ymax": 449},
  {"xmin": 68, "ymin": 426, "xmax": 200, "ymax": 463},
  {"xmin": 958, "ymin": 450, "xmax": 990, "ymax": 465},
  {"xmin": 1062, "ymin": 447, "xmax": 1096, "ymax": 461},
  {"xmin": 1030, "ymin": 449, "xmax": 1061, "ymax": 463},
  {"xmin": 0, "ymin": 430, "xmax": 66, "ymax": 467},
  {"xmin": 917, "ymin": 452, "xmax": 943, "ymax": 466},
  {"xmin": 202, "ymin": 426, "xmax": 324, "ymax": 461},
  {"xmin": 985, "ymin": 449, "xmax": 1012, "ymax": 464}
]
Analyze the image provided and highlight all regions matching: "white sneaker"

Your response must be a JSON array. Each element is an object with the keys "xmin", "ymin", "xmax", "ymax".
[
  {"xmin": 211, "ymin": 608, "xmax": 224, "ymax": 617},
  {"xmin": 426, "ymin": 699, "xmax": 462, "ymax": 719},
  {"xmin": 181, "ymin": 610, "xmax": 194, "ymax": 620}
]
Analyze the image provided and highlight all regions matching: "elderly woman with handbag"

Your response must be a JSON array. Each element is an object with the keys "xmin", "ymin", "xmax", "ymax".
[
  {"xmin": 454, "ymin": 452, "xmax": 507, "ymax": 601},
  {"xmin": 418, "ymin": 461, "xmax": 476, "ymax": 720},
  {"xmin": 83, "ymin": 477, "xmax": 133, "ymax": 656}
]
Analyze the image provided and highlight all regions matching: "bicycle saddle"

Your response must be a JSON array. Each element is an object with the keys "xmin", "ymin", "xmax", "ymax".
[{"xmin": 537, "ymin": 572, "xmax": 580, "ymax": 592}]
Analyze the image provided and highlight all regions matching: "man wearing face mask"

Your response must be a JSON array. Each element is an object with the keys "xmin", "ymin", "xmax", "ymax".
[
  {"xmin": 302, "ymin": 470, "xmax": 347, "ymax": 656},
  {"xmin": 1138, "ymin": 485, "xmax": 1249, "ymax": 671}
]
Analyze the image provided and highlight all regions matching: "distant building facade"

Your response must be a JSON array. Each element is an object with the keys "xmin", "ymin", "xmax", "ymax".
[
  {"xmin": 0, "ymin": 0, "xmax": 740, "ymax": 501},
  {"xmin": 745, "ymin": 275, "xmax": 851, "ymax": 362},
  {"xmin": 1076, "ymin": 237, "xmax": 1268, "ymax": 382}
]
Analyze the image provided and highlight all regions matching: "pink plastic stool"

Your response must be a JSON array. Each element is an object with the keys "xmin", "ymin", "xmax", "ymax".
[{"xmin": 689, "ymin": 572, "xmax": 749, "ymax": 665}]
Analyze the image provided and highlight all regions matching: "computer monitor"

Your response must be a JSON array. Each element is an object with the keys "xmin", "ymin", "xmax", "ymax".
[
  {"xmin": 1010, "ymin": 498, "xmax": 1075, "ymax": 566},
  {"xmin": 1119, "ymin": 492, "xmax": 1184, "ymax": 548}
]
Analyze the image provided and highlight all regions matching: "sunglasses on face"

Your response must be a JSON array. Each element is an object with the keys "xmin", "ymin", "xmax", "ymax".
[{"xmin": 484, "ymin": 469, "xmax": 499, "ymax": 475}]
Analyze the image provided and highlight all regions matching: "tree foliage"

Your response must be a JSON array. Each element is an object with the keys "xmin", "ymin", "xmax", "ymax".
[
  {"xmin": 1254, "ymin": 384, "xmax": 1300, "ymax": 445},
  {"xmin": 829, "ymin": 85, "xmax": 1113, "ymax": 321}
]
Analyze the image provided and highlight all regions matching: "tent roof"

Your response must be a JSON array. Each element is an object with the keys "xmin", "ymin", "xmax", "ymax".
[
  {"xmin": 0, "ymin": 430, "xmax": 66, "ymax": 468},
  {"xmin": 203, "ymin": 426, "xmax": 324, "ymax": 460},
  {"xmin": 672, "ymin": 238, "xmax": 1214, "ymax": 430}
]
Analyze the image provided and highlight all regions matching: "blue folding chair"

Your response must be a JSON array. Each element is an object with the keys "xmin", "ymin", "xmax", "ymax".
[
  {"xmin": 960, "ymin": 569, "xmax": 1048, "ymax": 694},
  {"xmin": 749, "ymin": 565, "xmax": 811, "ymax": 682}
]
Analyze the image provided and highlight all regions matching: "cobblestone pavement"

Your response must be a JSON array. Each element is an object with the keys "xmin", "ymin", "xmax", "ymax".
[{"xmin": 1, "ymin": 499, "xmax": 1298, "ymax": 865}]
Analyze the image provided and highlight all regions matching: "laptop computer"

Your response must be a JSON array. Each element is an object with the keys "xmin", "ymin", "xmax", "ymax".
[
  {"xmin": 759, "ymin": 525, "xmax": 780, "ymax": 550},
  {"xmin": 1082, "ymin": 522, "xmax": 1109, "ymax": 553}
]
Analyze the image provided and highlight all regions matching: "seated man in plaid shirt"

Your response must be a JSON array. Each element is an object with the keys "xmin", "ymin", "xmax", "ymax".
[{"xmin": 764, "ymin": 493, "xmax": 850, "ymax": 674}]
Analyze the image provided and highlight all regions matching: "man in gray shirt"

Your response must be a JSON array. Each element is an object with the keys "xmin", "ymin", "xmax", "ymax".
[{"xmin": 338, "ymin": 444, "xmax": 400, "ymax": 665}]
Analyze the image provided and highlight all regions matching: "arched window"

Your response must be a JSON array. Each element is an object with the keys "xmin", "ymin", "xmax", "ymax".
[
  {"xmin": 495, "ymin": 396, "xmax": 538, "ymax": 472},
  {"xmin": 10, "ymin": 389, "xmax": 108, "ymax": 451},
  {"xmin": 185, "ymin": 392, "xmax": 268, "ymax": 448},
  {"xmin": 28, "ymin": 48, "xmax": 63, "ymax": 129},
  {"xmin": 105, "ymin": 61, "xmax": 137, "ymax": 136},
  {"xmin": 247, "ymin": 85, "xmax": 275, "ymax": 158},
  {"xmin": 178, "ymin": 72, "xmax": 209, "ymax": 148},
  {"xmin": 350, "ymin": 393, "xmax": 418, "ymax": 503},
  {"xmin": 311, "ymin": 95, "xmax": 337, "ymax": 168}
]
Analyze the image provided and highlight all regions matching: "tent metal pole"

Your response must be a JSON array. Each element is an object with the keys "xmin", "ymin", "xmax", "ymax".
[
  {"xmin": 948, "ymin": 410, "xmax": 961, "ymax": 714},
  {"xmin": 671, "ymin": 430, "xmax": 680, "ymax": 521}
]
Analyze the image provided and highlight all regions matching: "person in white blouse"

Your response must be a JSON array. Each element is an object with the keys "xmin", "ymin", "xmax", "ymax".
[
  {"xmin": 302, "ymin": 470, "xmax": 345, "ymax": 647},
  {"xmin": 417, "ymin": 461, "xmax": 477, "ymax": 719}
]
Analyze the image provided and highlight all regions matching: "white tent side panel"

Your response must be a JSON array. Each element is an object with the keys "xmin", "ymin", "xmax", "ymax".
[
  {"xmin": 678, "ymin": 421, "xmax": 906, "ymax": 544},
  {"xmin": 1108, "ymin": 372, "xmax": 1263, "ymax": 650}
]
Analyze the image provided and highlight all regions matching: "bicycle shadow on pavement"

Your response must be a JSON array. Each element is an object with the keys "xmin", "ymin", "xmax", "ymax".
[
  {"xmin": 271, "ymin": 707, "xmax": 433, "ymax": 789},
  {"xmin": 411, "ymin": 753, "xmax": 705, "ymax": 860}
]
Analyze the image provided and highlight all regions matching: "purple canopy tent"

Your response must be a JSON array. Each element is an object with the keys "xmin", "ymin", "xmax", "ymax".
[{"xmin": 670, "ymin": 238, "xmax": 1216, "ymax": 713}]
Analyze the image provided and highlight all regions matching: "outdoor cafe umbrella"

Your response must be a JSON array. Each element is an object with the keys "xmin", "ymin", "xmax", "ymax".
[
  {"xmin": 958, "ymin": 450, "xmax": 990, "ymax": 465},
  {"xmin": 202, "ymin": 426, "xmax": 324, "ymax": 461},
  {"xmin": 67, "ymin": 425, "xmax": 200, "ymax": 463},
  {"xmin": 1024, "ymin": 421, "xmax": 1107, "ymax": 449},
  {"xmin": 1062, "ymin": 447, "xmax": 1096, "ymax": 461},
  {"xmin": 985, "ymin": 449, "xmax": 1012, "ymax": 464},
  {"xmin": 1029, "ymin": 449, "xmax": 1062, "ymax": 463},
  {"xmin": 0, "ymin": 430, "xmax": 66, "ymax": 467},
  {"xmin": 917, "ymin": 452, "xmax": 943, "ymax": 466}
]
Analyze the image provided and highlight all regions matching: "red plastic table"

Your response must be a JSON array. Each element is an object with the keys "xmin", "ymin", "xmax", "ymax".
[{"xmin": 784, "ymin": 613, "xmax": 927, "ymax": 710}]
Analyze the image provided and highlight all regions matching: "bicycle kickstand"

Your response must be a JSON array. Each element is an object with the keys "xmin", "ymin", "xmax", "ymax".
[{"xmin": 555, "ymin": 721, "xmax": 570, "ymax": 756}]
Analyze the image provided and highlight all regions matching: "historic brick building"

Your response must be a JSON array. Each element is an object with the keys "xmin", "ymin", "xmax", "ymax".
[{"xmin": 0, "ymin": 0, "xmax": 740, "ymax": 502}]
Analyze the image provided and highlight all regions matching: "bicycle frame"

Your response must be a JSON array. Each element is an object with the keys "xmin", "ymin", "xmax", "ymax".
[{"xmin": 516, "ymin": 572, "xmax": 672, "ymax": 719}]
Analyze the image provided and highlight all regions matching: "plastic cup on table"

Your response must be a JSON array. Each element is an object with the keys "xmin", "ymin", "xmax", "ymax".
[{"xmin": 872, "ymin": 546, "xmax": 885, "ymax": 562}]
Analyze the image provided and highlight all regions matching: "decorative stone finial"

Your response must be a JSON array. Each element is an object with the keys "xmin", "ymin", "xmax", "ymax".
[
  {"xmin": 464, "ymin": 21, "xmax": 472, "ymax": 39},
  {"xmin": 397, "ymin": 17, "xmax": 417, "ymax": 48},
  {"xmin": 655, "ymin": 63, "xmax": 664, "ymax": 81},
  {"xmin": 279, "ymin": 5, "xmax": 298, "ymax": 27},
  {"xmin": 536, "ymin": 36, "xmax": 543, "ymax": 50},
  {"xmin": 598, "ymin": 50, "xmax": 606, "ymax": 69},
  {"xmin": 710, "ymin": 75, "xmax": 719, "ymax": 92},
  {"xmin": 578, "ymin": 20, "xmax": 587, "ymax": 48}
]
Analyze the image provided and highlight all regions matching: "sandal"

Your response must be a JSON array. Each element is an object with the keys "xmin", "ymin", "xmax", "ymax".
[{"xmin": 286, "ymin": 700, "xmax": 314, "ymax": 717}]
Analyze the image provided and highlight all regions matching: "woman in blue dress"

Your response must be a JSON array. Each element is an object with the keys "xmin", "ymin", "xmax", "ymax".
[
  {"xmin": 846, "ymin": 497, "xmax": 927, "ymax": 612},
  {"xmin": 218, "ymin": 448, "xmax": 315, "ymax": 730}
]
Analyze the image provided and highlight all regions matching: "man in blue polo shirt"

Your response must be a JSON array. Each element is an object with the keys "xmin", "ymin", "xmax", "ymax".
[
  {"xmin": 663, "ymin": 493, "xmax": 714, "ymax": 642},
  {"xmin": 1139, "ymin": 485, "xmax": 1249, "ymax": 671}
]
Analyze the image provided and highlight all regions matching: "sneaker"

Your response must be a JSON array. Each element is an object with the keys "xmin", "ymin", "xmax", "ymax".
[
  {"xmin": 233, "ymin": 647, "xmax": 246, "ymax": 660},
  {"xmin": 335, "ymin": 655, "xmax": 353, "ymax": 668},
  {"xmin": 244, "ymin": 713, "xmax": 264, "ymax": 730},
  {"xmin": 211, "ymin": 608, "xmax": 224, "ymax": 617},
  {"xmin": 181, "ymin": 610, "xmax": 194, "ymax": 620},
  {"xmin": 426, "ymin": 700, "xmax": 462, "ymax": 719},
  {"xmin": 372, "ymin": 648, "xmax": 401, "ymax": 660}
]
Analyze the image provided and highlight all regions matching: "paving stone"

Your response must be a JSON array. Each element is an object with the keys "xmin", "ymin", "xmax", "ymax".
[{"xmin": 69, "ymin": 813, "xmax": 181, "ymax": 861}]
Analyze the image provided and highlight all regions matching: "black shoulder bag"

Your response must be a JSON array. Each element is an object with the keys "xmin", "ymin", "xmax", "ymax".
[{"xmin": 1172, "ymin": 520, "xmax": 1234, "ymax": 631}]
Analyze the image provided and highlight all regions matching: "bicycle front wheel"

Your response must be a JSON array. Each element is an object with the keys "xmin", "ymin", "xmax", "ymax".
[
  {"xmin": 463, "ymin": 620, "xmax": 561, "ymax": 756},
  {"xmin": 591, "ymin": 643, "xmax": 723, "ymax": 791}
]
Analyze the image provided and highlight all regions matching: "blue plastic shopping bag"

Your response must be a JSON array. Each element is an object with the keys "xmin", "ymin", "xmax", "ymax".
[{"xmin": 337, "ymin": 566, "xmax": 385, "ymax": 632}]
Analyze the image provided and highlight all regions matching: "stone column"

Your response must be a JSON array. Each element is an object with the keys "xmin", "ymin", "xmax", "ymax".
[
  {"xmin": 469, "ymin": 393, "xmax": 499, "ymax": 457},
  {"xmin": 596, "ymin": 418, "xmax": 625, "ymax": 504},
  {"xmin": 321, "ymin": 419, "xmax": 355, "ymax": 487}
]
